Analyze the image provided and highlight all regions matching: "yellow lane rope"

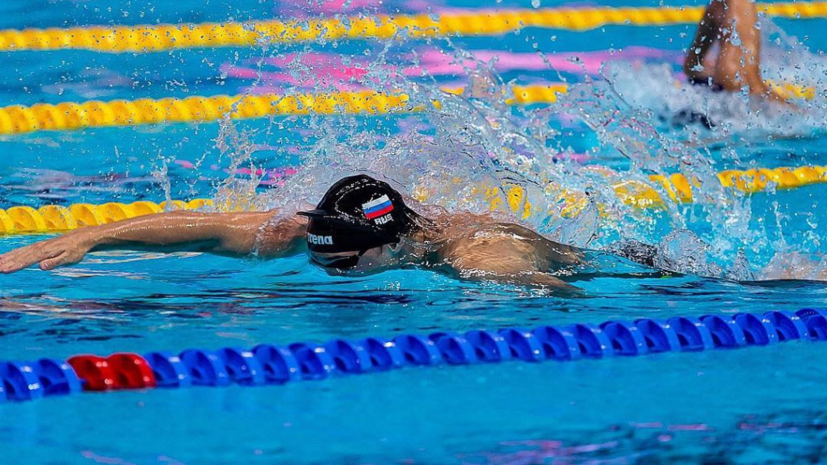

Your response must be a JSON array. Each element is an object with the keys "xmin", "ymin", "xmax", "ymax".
[
  {"xmin": 0, "ymin": 80, "xmax": 816, "ymax": 136},
  {"xmin": 0, "ymin": 91, "xmax": 414, "ymax": 135},
  {"xmin": 493, "ymin": 165, "xmax": 827, "ymax": 219},
  {"xmin": 1, "ymin": 165, "xmax": 824, "ymax": 235},
  {"xmin": 0, "ymin": 199, "xmax": 211, "ymax": 235},
  {"xmin": 0, "ymin": 2, "xmax": 824, "ymax": 53},
  {"xmin": 0, "ymin": 86, "xmax": 570, "ymax": 135}
]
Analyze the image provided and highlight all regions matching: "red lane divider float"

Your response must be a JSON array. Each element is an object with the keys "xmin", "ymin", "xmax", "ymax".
[
  {"xmin": 67, "ymin": 353, "xmax": 156, "ymax": 391},
  {"xmin": 1, "ymin": 309, "xmax": 826, "ymax": 403}
]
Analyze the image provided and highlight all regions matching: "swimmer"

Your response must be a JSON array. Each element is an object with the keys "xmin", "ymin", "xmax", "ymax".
[
  {"xmin": 683, "ymin": 0, "xmax": 783, "ymax": 101},
  {"xmin": 0, "ymin": 175, "xmax": 660, "ymax": 294}
]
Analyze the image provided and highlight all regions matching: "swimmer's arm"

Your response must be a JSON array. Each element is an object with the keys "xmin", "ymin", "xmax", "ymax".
[
  {"xmin": 0, "ymin": 211, "xmax": 307, "ymax": 273},
  {"xmin": 497, "ymin": 271, "xmax": 584, "ymax": 295},
  {"xmin": 684, "ymin": 1, "xmax": 722, "ymax": 81},
  {"xmin": 728, "ymin": 5, "xmax": 783, "ymax": 101},
  {"xmin": 713, "ymin": 0, "xmax": 787, "ymax": 102}
]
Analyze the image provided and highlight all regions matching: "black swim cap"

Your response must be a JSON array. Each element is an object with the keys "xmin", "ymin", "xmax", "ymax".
[{"xmin": 297, "ymin": 175, "xmax": 419, "ymax": 254}]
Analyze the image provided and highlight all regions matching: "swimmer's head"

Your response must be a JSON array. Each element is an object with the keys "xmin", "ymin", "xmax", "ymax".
[{"xmin": 297, "ymin": 175, "xmax": 421, "ymax": 270}]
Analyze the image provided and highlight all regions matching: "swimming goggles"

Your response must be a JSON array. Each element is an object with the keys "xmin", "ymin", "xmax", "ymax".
[{"xmin": 310, "ymin": 250, "xmax": 369, "ymax": 271}]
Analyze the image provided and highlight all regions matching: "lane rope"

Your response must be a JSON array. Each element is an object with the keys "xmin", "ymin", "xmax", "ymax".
[
  {"xmin": 0, "ymin": 86, "xmax": 570, "ymax": 136},
  {"xmin": 0, "ymin": 80, "xmax": 816, "ymax": 136},
  {"xmin": 0, "ymin": 2, "xmax": 824, "ymax": 53},
  {"xmin": 0, "ymin": 90, "xmax": 415, "ymax": 136},
  {"xmin": 0, "ymin": 199, "xmax": 212, "ymax": 235},
  {"xmin": 1, "ymin": 309, "xmax": 825, "ymax": 402},
  {"xmin": 0, "ymin": 163, "xmax": 824, "ymax": 235},
  {"xmin": 575, "ymin": 163, "xmax": 827, "ymax": 215}
]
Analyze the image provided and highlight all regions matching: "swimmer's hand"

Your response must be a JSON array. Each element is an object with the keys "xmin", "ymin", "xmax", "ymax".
[
  {"xmin": 513, "ymin": 272, "xmax": 585, "ymax": 297},
  {"xmin": 0, "ymin": 229, "xmax": 96, "ymax": 273},
  {"xmin": 456, "ymin": 268, "xmax": 584, "ymax": 296}
]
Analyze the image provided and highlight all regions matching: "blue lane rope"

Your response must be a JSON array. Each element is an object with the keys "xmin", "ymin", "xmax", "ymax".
[{"xmin": 1, "ymin": 309, "xmax": 826, "ymax": 402}]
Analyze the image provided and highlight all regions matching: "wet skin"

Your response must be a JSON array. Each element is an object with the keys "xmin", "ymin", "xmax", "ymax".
[
  {"xmin": 310, "ymin": 213, "xmax": 585, "ymax": 292},
  {"xmin": 684, "ymin": 0, "xmax": 785, "ymax": 102},
  {"xmin": 0, "ymin": 209, "xmax": 584, "ymax": 294}
]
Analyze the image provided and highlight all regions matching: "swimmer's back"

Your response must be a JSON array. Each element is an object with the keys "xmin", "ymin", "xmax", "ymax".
[{"xmin": 435, "ymin": 218, "xmax": 582, "ymax": 275}]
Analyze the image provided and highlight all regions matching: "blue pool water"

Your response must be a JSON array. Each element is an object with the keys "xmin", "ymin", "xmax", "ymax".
[{"xmin": 1, "ymin": 0, "xmax": 827, "ymax": 463}]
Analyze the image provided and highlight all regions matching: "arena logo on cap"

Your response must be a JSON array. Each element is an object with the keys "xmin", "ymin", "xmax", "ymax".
[
  {"xmin": 362, "ymin": 195, "xmax": 394, "ymax": 221},
  {"xmin": 307, "ymin": 233, "xmax": 333, "ymax": 245}
]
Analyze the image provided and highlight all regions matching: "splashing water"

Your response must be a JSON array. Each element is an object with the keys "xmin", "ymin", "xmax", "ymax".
[
  {"xmin": 604, "ymin": 19, "xmax": 827, "ymax": 139},
  {"xmin": 201, "ymin": 35, "xmax": 825, "ymax": 283}
]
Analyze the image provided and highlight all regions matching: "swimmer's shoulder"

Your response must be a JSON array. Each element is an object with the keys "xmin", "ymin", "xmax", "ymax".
[{"xmin": 254, "ymin": 211, "xmax": 308, "ymax": 257}]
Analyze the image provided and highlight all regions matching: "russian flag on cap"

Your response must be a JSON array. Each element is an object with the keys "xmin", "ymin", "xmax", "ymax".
[{"xmin": 362, "ymin": 195, "xmax": 394, "ymax": 220}]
